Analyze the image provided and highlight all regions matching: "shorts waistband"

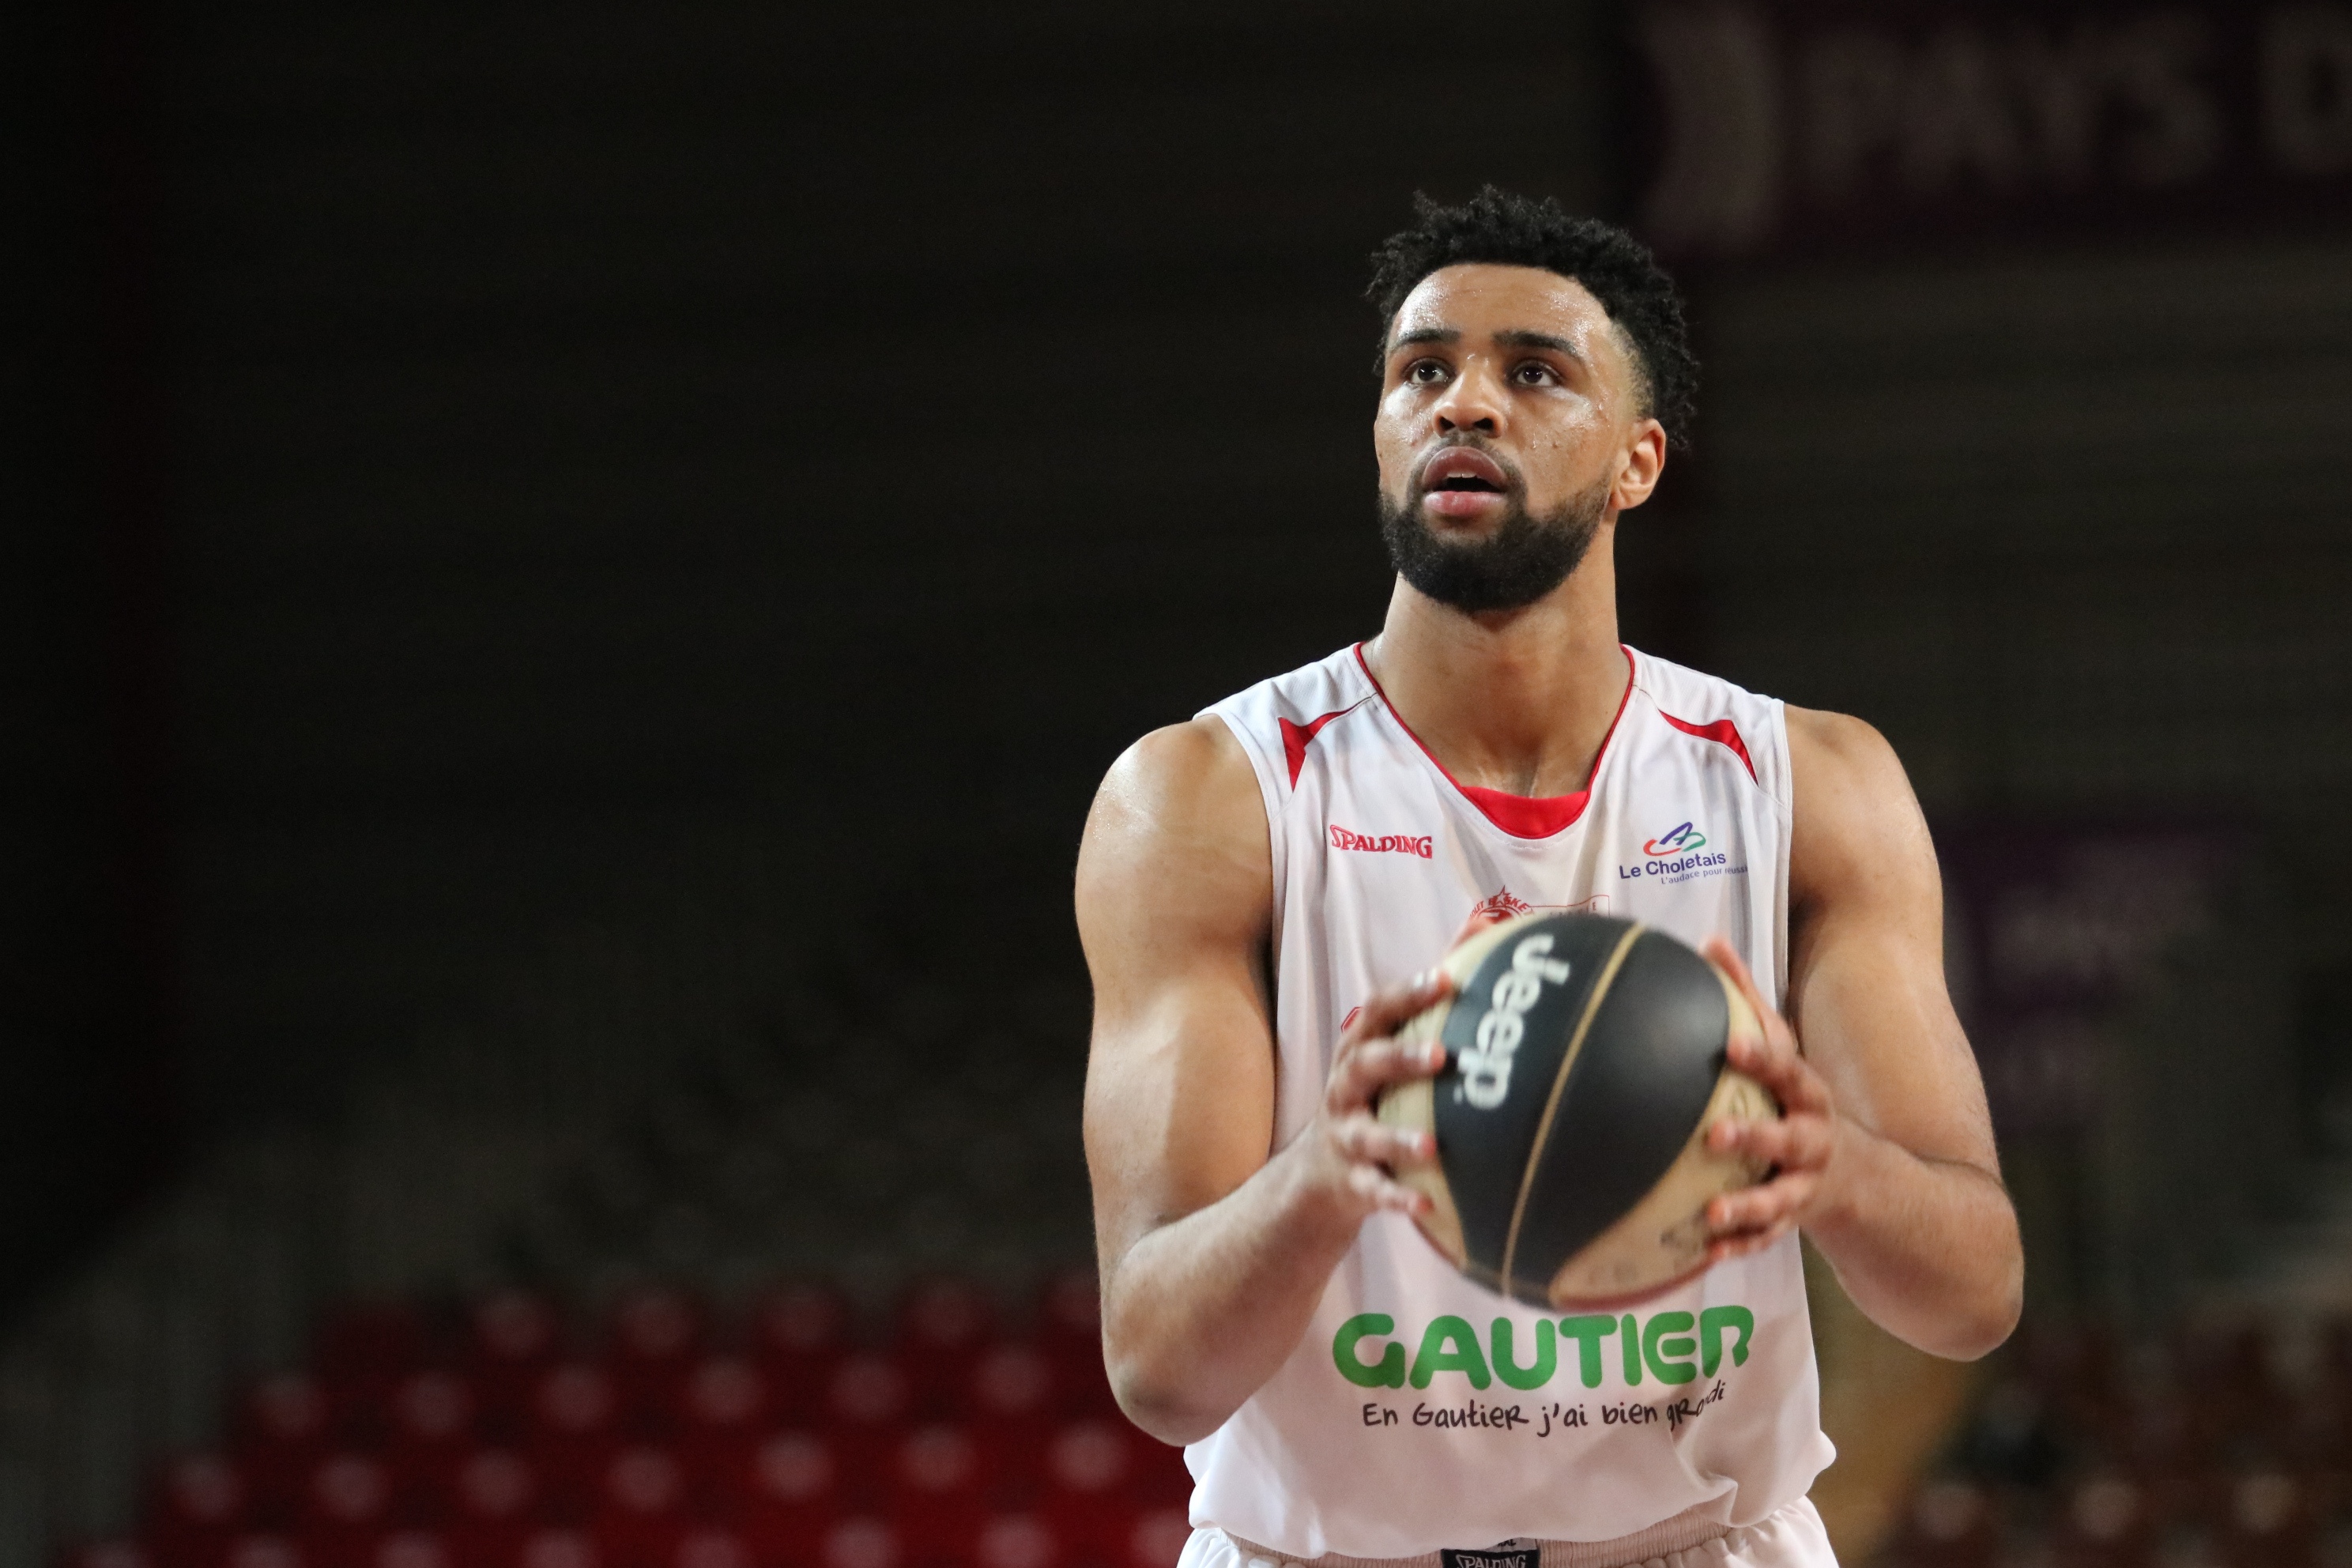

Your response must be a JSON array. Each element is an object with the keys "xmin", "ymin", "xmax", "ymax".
[{"xmin": 1216, "ymin": 1504, "xmax": 1734, "ymax": 1568}]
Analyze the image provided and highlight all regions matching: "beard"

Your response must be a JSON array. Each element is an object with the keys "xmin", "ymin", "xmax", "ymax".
[{"xmin": 1378, "ymin": 469, "xmax": 1609, "ymax": 614}]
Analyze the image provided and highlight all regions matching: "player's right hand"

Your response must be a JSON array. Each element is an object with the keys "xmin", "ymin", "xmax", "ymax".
[{"xmin": 1295, "ymin": 969, "xmax": 1453, "ymax": 1223}]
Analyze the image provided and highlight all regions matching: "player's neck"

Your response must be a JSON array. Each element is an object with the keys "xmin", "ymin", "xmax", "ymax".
[{"xmin": 1365, "ymin": 545, "xmax": 1626, "ymax": 801}]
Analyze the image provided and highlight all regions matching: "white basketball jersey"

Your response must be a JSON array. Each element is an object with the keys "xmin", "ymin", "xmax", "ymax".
[{"xmin": 1190, "ymin": 643, "xmax": 1834, "ymax": 1561}]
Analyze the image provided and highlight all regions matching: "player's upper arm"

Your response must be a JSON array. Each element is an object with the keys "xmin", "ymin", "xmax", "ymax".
[
  {"xmin": 1785, "ymin": 707, "xmax": 1999, "ymax": 1178},
  {"xmin": 1076, "ymin": 716, "xmax": 1278, "ymax": 1276}
]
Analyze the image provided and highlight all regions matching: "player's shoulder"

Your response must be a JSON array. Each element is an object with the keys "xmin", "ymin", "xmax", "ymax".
[
  {"xmin": 1083, "ymin": 717, "xmax": 1265, "ymax": 873},
  {"xmin": 1783, "ymin": 704, "xmax": 1905, "ymax": 794},
  {"xmin": 1100, "ymin": 716, "xmax": 1255, "ymax": 813},
  {"xmin": 1783, "ymin": 704, "xmax": 1936, "ymax": 893},
  {"xmin": 1078, "ymin": 716, "xmax": 1272, "ymax": 942}
]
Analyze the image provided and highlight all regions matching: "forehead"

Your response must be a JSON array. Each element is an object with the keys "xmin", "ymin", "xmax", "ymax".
[{"xmin": 1388, "ymin": 262, "xmax": 1622, "ymax": 358}]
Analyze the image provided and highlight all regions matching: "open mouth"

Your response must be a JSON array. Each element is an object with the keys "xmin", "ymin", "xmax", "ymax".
[{"xmin": 1419, "ymin": 447, "xmax": 1512, "ymax": 496}]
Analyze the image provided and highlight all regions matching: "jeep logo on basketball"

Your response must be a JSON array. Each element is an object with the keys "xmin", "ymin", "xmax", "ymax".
[{"xmin": 1456, "ymin": 936, "xmax": 1572, "ymax": 1110}]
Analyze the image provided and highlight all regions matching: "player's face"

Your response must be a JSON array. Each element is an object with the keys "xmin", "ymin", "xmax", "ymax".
[{"xmin": 1374, "ymin": 264, "xmax": 1649, "ymax": 540}]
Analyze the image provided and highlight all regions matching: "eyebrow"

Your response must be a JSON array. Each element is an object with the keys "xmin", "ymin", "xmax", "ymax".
[
  {"xmin": 1386, "ymin": 326, "xmax": 1460, "ymax": 353},
  {"xmin": 1494, "ymin": 329, "xmax": 1587, "ymax": 363},
  {"xmin": 1384, "ymin": 326, "xmax": 1588, "ymax": 363}
]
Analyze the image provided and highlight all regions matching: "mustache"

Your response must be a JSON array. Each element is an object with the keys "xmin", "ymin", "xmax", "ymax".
[{"xmin": 1410, "ymin": 438, "xmax": 1525, "ymax": 494}]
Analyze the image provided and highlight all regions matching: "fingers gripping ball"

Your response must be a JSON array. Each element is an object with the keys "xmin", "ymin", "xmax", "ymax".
[{"xmin": 1374, "ymin": 912, "xmax": 1779, "ymax": 1309}]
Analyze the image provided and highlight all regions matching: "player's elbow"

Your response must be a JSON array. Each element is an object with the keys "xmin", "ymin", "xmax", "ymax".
[
  {"xmin": 1101, "ymin": 1281, "xmax": 1242, "ymax": 1445},
  {"xmin": 1958, "ymin": 1253, "xmax": 2026, "ymax": 1362},
  {"xmin": 1106, "ymin": 1344, "xmax": 1228, "ymax": 1446},
  {"xmin": 1924, "ymin": 1242, "xmax": 2025, "ymax": 1363}
]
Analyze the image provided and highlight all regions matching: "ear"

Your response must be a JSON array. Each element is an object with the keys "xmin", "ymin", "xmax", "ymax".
[{"xmin": 1610, "ymin": 420, "xmax": 1668, "ymax": 514}]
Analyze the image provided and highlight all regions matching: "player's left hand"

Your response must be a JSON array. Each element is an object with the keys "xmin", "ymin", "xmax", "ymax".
[{"xmin": 1697, "ymin": 936, "xmax": 1847, "ymax": 1261}]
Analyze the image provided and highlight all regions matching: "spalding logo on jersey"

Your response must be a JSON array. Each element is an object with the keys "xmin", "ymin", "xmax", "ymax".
[{"xmin": 1454, "ymin": 934, "xmax": 1573, "ymax": 1110}]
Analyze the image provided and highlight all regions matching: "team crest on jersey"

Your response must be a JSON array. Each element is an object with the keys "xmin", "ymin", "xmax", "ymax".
[{"xmin": 1472, "ymin": 888, "xmax": 1608, "ymax": 922}]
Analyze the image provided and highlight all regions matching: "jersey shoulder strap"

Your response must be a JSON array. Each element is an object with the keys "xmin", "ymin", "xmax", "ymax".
[
  {"xmin": 1624, "ymin": 646, "xmax": 1792, "ymax": 812},
  {"xmin": 1200, "ymin": 643, "xmax": 1378, "ymax": 801}
]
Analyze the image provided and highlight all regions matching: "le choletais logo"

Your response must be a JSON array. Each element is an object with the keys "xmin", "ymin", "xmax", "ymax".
[
  {"xmin": 1619, "ymin": 820, "xmax": 1736, "ymax": 884},
  {"xmin": 1643, "ymin": 821, "xmax": 1707, "ymax": 858}
]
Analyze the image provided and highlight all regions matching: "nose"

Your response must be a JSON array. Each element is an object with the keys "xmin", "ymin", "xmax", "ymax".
[{"xmin": 1431, "ymin": 358, "xmax": 1504, "ymax": 436}]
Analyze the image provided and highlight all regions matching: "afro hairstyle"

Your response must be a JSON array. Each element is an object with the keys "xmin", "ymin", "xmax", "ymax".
[{"xmin": 1366, "ymin": 186, "xmax": 1698, "ymax": 452}]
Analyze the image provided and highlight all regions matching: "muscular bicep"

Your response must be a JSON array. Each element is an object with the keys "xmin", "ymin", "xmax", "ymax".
[
  {"xmin": 1076, "ymin": 718, "xmax": 1278, "ymax": 1276},
  {"xmin": 1786, "ymin": 709, "xmax": 2000, "ymax": 1176}
]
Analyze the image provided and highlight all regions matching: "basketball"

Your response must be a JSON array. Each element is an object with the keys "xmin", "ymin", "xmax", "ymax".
[{"xmin": 1375, "ymin": 911, "xmax": 1781, "ymax": 1310}]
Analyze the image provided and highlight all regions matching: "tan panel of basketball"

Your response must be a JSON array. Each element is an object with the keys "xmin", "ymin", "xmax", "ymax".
[
  {"xmin": 1374, "ymin": 918, "xmax": 1525, "ymax": 1270},
  {"xmin": 1544, "ymin": 963, "xmax": 1778, "ymax": 1307}
]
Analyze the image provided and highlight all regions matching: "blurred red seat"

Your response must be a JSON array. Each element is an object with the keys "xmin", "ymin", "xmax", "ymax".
[
  {"xmin": 593, "ymin": 1449, "xmax": 685, "ymax": 1568},
  {"xmin": 222, "ymin": 1536, "xmax": 302, "ymax": 1568},
  {"xmin": 232, "ymin": 1379, "xmax": 328, "ymax": 1522},
  {"xmin": 370, "ymin": 1532, "xmax": 452, "ymax": 1568},
  {"xmin": 1126, "ymin": 1439, "xmax": 1189, "ymax": 1512},
  {"xmin": 1033, "ymin": 1275, "xmax": 1112, "ymax": 1417},
  {"xmin": 1124, "ymin": 1508, "xmax": 1191, "ymax": 1568},
  {"xmin": 738, "ymin": 1434, "xmax": 837, "ymax": 1566},
  {"xmin": 534, "ymin": 1366, "xmax": 616, "ymax": 1438},
  {"xmin": 243, "ymin": 1378, "xmax": 332, "ymax": 1461},
  {"xmin": 69, "ymin": 1541, "xmax": 152, "ymax": 1568},
  {"xmin": 895, "ymin": 1280, "xmax": 993, "ymax": 1415},
  {"xmin": 318, "ymin": 1308, "xmax": 428, "ymax": 1382},
  {"xmin": 302, "ymin": 1454, "xmax": 394, "ymax": 1568},
  {"xmin": 677, "ymin": 1363, "xmax": 767, "ymax": 1504},
  {"xmin": 468, "ymin": 1296, "xmax": 563, "ymax": 1438},
  {"xmin": 963, "ymin": 1344, "xmax": 1055, "ymax": 1492},
  {"xmin": 1888, "ymin": 1477, "xmax": 1998, "ymax": 1568},
  {"xmin": 150, "ymin": 1455, "xmax": 252, "ymax": 1568},
  {"xmin": 1036, "ymin": 1422, "xmax": 1140, "ymax": 1561},
  {"xmin": 752, "ymin": 1287, "xmax": 846, "ymax": 1427},
  {"xmin": 528, "ymin": 1366, "xmax": 617, "ymax": 1514},
  {"xmin": 2222, "ymin": 1467, "xmax": 2313, "ymax": 1565},
  {"xmin": 391, "ymin": 1374, "xmax": 477, "ymax": 1455},
  {"xmin": 612, "ymin": 1293, "xmax": 702, "ymax": 1369},
  {"xmin": 2050, "ymin": 1472, "xmax": 2150, "ymax": 1568},
  {"xmin": 667, "ymin": 1532, "xmax": 749, "ymax": 1568},
  {"xmin": 816, "ymin": 1518, "xmax": 896, "ymax": 1568},
  {"xmin": 310, "ymin": 1457, "xmax": 392, "ymax": 1523},
  {"xmin": 445, "ymin": 1452, "xmax": 537, "ymax": 1568},
  {"xmin": 609, "ymin": 1292, "xmax": 703, "ymax": 1437},
  {"xmin": 970, "ymin": 1514, "xmax": 1061, "ymax": 1568},
  {"xmin": 889, "ymin": 1425, "xmax": 985, "ymax": 1562},
  {"xmin": 818, "ymin": 1355, "xmax": 907, "ymax": 1502},
  {"xmin": 514, "ymin": 1530, "xmax": 595, "ymax": 1568}
]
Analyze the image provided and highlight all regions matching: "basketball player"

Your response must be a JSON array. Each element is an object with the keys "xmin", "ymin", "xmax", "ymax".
[{"xmin": 1074, "ymin": 189, "xmax": 2023, "ymax": 1567}]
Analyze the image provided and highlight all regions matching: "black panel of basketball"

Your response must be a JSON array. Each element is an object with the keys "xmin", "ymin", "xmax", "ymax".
[
  {"xmin": 1504, "ymin": 930, "xmax": 1731, "ymax": 1292},
  {"xmin": 1380, "ymin": 910, "xmax": 1777, "ymax": 1310},
  {"xmin": 1427, "ymin": 915, "xmax": 1630, "ymax": 1287}
]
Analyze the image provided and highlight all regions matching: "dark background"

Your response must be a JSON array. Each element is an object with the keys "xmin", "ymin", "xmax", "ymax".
[
  {"xmin": 13, "ymin": 0, "xmax": 2352, "ymax": 1299},
  {"xmin": 4, "ymin": 0, "xmax": 1648, "ymax": 1317}
]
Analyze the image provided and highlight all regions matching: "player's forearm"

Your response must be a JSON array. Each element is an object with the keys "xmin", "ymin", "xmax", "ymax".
[
  {"xmin": 1101, "ymin": 1140, "xmax": 1363, "ymax": 1446},
  {"xmin": 1803, "ymin": 1122, "xmax": 2022, "ymax": 1360}
]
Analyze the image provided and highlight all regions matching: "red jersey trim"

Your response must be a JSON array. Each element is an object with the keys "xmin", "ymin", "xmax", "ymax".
[
  {"xmin": 1278, "ymin": 703, "xmax": 1366, "ymax": 787},
  {"xmin": 1349, "ymin": 643, "xmax": 1636, "ymax": 841},
  {"xmin": 1659, "ymin": 712, "xmax": 1757, "ymax": 782}
]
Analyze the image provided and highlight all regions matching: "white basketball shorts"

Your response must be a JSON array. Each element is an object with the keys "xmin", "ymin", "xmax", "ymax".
[{"xmin": 1177, "ymin": 1496, "xmax": 1838, "ymax": 1568}]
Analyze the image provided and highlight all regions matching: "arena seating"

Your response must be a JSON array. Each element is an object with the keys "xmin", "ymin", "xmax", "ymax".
[
  {"xmin": 1875, "ymin": 1317, "xmax": 2352, "ymax": 1567},
  {"xmin": 70, "ymin": 1276, "xmax": 1190, "ymax": 1568}
]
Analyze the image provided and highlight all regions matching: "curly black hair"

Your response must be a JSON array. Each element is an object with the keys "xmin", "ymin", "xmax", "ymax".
[{"xmin": 1366, "ymin": 187, "xmax": 1698, "ymax": 452}]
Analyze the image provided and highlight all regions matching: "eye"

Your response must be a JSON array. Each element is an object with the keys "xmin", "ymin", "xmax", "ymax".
[
  {"xmin": 1511, "ymin": 361, "xmax": 1560, "ymax": 387},
  {"xmin": 1404, "ymin": 359, "xmax": 1449, "ymax": 386}
]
